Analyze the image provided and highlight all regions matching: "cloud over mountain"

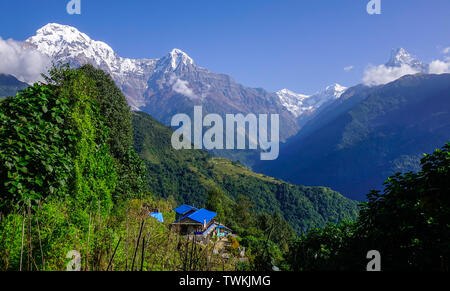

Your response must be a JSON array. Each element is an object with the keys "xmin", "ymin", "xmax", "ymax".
[
  {"xmin": 362, "ymin": 63, "xmax": 420, "ymax": 86},
  {"xmin": 0, "ymin": 37, "xmax": 50, "ymax": 84},
  {"xmin": 429, "ymin": 59, "xmax": 450, "ymax": 74},
  {"xmin": 362, "ymin": 48, "xmax": 450, "ymax": 86},
  {"xmin": 169, "ymin": 74, "xmax": 198, "ymax": 100}
]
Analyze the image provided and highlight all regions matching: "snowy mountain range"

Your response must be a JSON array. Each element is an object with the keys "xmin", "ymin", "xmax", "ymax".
[
  {"xmin": 275, "ymin": 48, "xmax": 431, "ymax": 119},
  {"xmin": 9, "ymin": 23, "xmax": 440, "ymax": 144},
  {"xmin": 24, "ymin": 23, "xmax": 304, "ymax": 140},
  {"xmin": 276, "ymin": 84, "xmax": 347, "ymax": 118},
  {"xmin": 25, "ymin": 23, "xmax": 156, "ymax": 110}
]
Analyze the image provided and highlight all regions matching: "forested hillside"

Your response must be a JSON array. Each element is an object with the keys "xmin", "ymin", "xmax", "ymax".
[
  {"xmin": 1, "ymin": 65, "xmax": 448, "ymax": 271},
  {"xmin": 0, "ymin": 65, "xmax": 240, "ymax": 271},
  {"xmin": 0, "ymin": 64, "xmax": 357, "ymax": 271},
  {"xmin": 132, "ymin": 112, "xmax": 359, "ymax": 234}
]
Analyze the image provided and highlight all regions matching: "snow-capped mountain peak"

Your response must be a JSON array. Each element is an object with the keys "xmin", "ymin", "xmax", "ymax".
[
  {"xmin": 276, "ymin": 89, "xmax": 311, "ymax": 117},
  {"xmin": 27, "ymin": 23, "xmax": 117, "ymax": 66},
  {"xmin": 322, "ymin": 83, "xmax": 347, "ymax": 98},
  {"xmin": 169, "ymin": 48, "xmax": 194, "ymax": 68},
  {"xmin": 25, "ymin": 23, "xmax": 158, "ymax": 110},
  {"xmin": 277, "ymin": 84, "xmax": 347, "ymax": 118},
  {"xmin": 305, "ymin": 83, "xmax": 347, "ymax": 109},
  {"xmin": 385, "ymin": 48, "xmax": 428, "ymax": 72},
  {"xmin": 155, "ymin": 48, "xmax": 196, "ymax": 74},
  {"xmin": 278, "ymin": 88, "xmax": 309, "ymax": 97},
  {"xmin": 386, "ymin": 48, "xmax": 414, "ymax": 67}
]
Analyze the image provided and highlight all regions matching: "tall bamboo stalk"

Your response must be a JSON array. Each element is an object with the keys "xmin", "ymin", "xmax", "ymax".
[
  {"xmin": 35, "ymin": 216, "xmax": 44, "ymax": 270},
  {"xmin": 140, "ymin": 235, "xmax": 146, "ymax": 271},
  {"xmin": 131, "ymin": 219, "xmax": 145, "ymax": 271},
  {"xmin": 36, "ymin": 201, "xmax": 44, "ymax": 270},
  {"xmin": 84, "ymin": 213, "xmax": 91, "ymax": 271},
  {"xmin": 19, "ymin": 209, "xmax": 25, "ymax": 271},
  {"xmin": 27, "ymin": 202, "xmax": 32, "ymax": 271},
  {"xmin": 106, "ymin": 237, "xmax": 122, "ymax": 271}
]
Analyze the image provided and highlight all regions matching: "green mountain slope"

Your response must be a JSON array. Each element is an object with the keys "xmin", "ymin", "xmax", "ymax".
[
  {"xmin": 0, "ymin": 74, "xmax": 29, "ymax": 98},
  {"xmin": 132, "ymin": 111, "xmax": 359, "ymax": 234},
  {"xmin": 256, "ymin": 74, "xmax": 450, "ymax": 201}
]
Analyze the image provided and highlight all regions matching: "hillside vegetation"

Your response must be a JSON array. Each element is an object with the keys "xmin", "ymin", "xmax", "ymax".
[
  {"xmin": 132, "ymin": 111, "xmax": 359, "ymax": 235},
  {"xmin": 288, "ymin": 143, "xmax": 450, "ymax": 271},
  {"xmin": 0, "ymin": 65, "xmax": 239, "ymax": 271},
  {"xmin": 1, "ymin": 65, "xmax": 448, "ymax": 271},
  {"xmin": 0, "ymin": 64, "xmax": 357, "ymax": 271}
]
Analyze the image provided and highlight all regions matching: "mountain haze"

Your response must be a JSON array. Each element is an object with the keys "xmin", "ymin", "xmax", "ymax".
[
  {"xmin": 132, "ymin": 111, "xmax": 359, "ymax": 234},
  {"xmin": 256, "ymin": 73, "xmax": 450, "ymax": 201},
  {"xmin": 0, "ymin": 74, "xmax": 29, "ymax": 98}
]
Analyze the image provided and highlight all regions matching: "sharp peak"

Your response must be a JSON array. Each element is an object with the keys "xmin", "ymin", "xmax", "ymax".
[
  {"xmin": 389, "ymin": 47, "xmax": 413, "ymax": 59},
  {"xmin": 386, "ymin": 47, "xmax": 424, "ymax": 67},
  {"xmin": 32, "ymin": 23, "xmax": 94, "ymax": 44},
  {"xmin": 170, "ymin": 48, "xmax": 188, "ymax": 55},
  {"xmin": 391, "ymin": 47, "xmax": 409, "ymax": 54},
  {"xmin": 168, "ymin": 48, "xmax": 194, "ymax": 61},
  {"xmin": 277, "ymin": 88, "xmax": 310, "ymax": 96},
  {"xmin": 36, "ymin": 23, "xmax": 83, "ymax": 34},
  {"xmin": 311, "ymin": 83, "xmax": 347, "ymax": 99},
  {"xmin": 159, "ymin": 48, "xmax": 195, "ymax": 69},
  {"xmin": 279, "ymin": 88, "xmax": 295, "ymax": 94},
  {"xmin": 40, "ymin": 22, "xmax": 73, "ymax": 28},
  {"xmin": 324, "ymin": 83, "xmax": 347, "ymax": 91}
]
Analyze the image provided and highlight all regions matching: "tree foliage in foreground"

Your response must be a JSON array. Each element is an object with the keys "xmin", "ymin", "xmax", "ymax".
[
  {"xmin": 0, "ymin": 65, "xmax": 293, "ymax": 271},
  {"xmin": 0, "ymin": 65, "xmax": 148, "ymax": 270},
  {"xmin": 2, "ymin": 63, "xmax": 447, "ymax": 271},
  {"xmin": 287, "ymin": 143, "xmax": 450, "ymax": 271}
]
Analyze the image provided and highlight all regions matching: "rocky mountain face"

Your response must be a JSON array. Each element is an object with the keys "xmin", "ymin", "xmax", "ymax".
[
  {"xmin": 25, "ymin": 23, "xmax": 156, "ymax": 110},
  {"xmin": 21, "ymin": 23, "xmax": 443, "ymax": 178},
  {"xmin": 22, "ymin": 23, "xmax": 365, "ymax": 145},
  {"xmin": 140, "ymin": 48, "xmax": 300, "ymax": 141},
  {"xmin": 24, "ymin": 23, "xmax": 300, "ymax": 141}
]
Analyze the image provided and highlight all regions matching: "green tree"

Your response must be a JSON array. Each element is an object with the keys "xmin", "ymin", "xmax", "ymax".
[
  {"xmin": 234, "ymin": 196, "xmax": 255, "ymax": 230},
  {"xmin": 287, "ymin": 142, "xmax": 450, "ymax": 271},
  {"xmin": 206, "ymin": 188, "xmax": 225, "ymax": 222},
  {"xmin": 356, "ymin": 143, "xmax": 450, "ymax": 271},
  {"xmin": 0, "ymin": 84, "xmax": 75, "ymax": 212},
  {"xmin": 45, "ymin": 64, "xmax": 147, "ymax": 200}
]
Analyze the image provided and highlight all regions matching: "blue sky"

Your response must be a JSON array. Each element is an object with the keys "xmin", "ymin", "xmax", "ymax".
[{"xmin": 0, "ymin": 0, "xmax": 449, "ymax": 93}]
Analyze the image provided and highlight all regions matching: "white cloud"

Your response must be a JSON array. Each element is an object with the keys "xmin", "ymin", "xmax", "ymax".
[
  {"xmin": 442, "ymin": 47, "xmax": 450, "ymax": 54},
  {"xmin": 344, "ymin": 65, "xmax": 354, "ymax": 72},
  {"xmin": 362, "ymin": 64, "xmax": 420, "ymax": 86},
  {"xmin": 169, "ymin": 74, "xmax": 198, "ymax": 99},
  {"xmin": 429, "ymin": 59, "xmax": 450, "ymax": 74},
  {"xmin": 0, "ymin": 36, "xmax": 50, "ymax": 84}
]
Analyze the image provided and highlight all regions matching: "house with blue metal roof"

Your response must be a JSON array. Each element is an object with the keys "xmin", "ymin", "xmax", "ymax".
[
  {"xmin": 174, "ymin": 205, "xmax": 198, "ymax": 215},
  {"xmin": 173, "ymin": 204, "xmax": 199, "ymax": 221},
  {"xmin": 171, "ymin": 205, "xmax": 231, "ymax": 239}
]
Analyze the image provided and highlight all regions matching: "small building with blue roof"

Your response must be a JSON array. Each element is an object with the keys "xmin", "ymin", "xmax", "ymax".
[
  {"xmin": 171, "ymin": 205, "xmax": 231, "ymax": 239},
  {"xmin": 173, "ymin": 204, "xmax": 198, "ymax": 221}
]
